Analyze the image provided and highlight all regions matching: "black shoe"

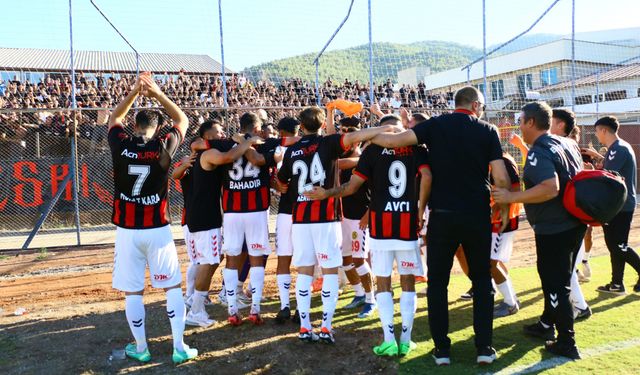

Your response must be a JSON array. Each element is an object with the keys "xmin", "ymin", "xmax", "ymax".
[
  {"xmin": 573, "ymin": 306, "xmax": 592, "ymax": 321},
  {"xmin": 460, "ymin": 287, "xmax": 473, "ymax": 300},
  {"xmin": 523, "ymin": 321, "xmax": 556, "ymax": 340},
  {"xmin": 597, "ymin": 283, "xmax": 626, "ymax": 295},
  {"xmin": 545, "ymin": 340, "xmax": 581, "ymax": 360},
  {"xmin": 477, "ymin": 346, "xmax": 497, "ymax": 365},
  {"xmin": 275, "ymin": 307, "xmax": 291, "ymax": 324},
  {"xmin": 634, "ymin": 279, "xmax": 640, "ymax": 293},
  {"xmin": 432, "ymin": 347, "xmax": 451, "ymax": 366},
  {"xmin": 292, "ymin": 309, "xmax": 300, "ymax": 324}
]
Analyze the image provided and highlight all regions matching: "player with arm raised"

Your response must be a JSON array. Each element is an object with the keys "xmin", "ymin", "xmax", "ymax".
[
  {"xmin": 277, "ymin": 106, "xmax": 393, "ymax": 343},
  {"xmin": 108, "ymin": 72, "xmax": 197, "ymax": 364}
]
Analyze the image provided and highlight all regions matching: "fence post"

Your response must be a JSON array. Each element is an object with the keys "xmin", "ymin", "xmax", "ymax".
[
  {"xmin": 482, "ymin": 0, "xmax": 487, "ymax": 101},
  {"xmin": 69, "ymin": 0, "xmax": 81, "ymax": 245},
  {"xmin": 217, "ymin": 0, "xmax": 229, "ymax": 131},
  {"xmin": 367, "ymin": 0, "xmax": 374, "ymax": 107}
]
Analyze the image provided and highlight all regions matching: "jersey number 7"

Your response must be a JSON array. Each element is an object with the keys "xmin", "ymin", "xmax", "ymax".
[{"xmin": 128, "ymin": 164, "xmax": 150, "ymax": 196}]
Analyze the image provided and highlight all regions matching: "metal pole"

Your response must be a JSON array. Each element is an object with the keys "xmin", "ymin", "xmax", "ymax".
[
  {"xmin": 482, "ymin": 0, "xmax": 487, "ymax": 100},
  {"xmin": 571, "ymin": 0, "xmax": 576, "ymax": 111},
  {"xmin": 596, "ymin": 71, "xmax": 600, "ymax": 116},
  {"xmin": 466, "ymin": 66, "xmax": 470, "ymax": 86},
  {"xmin": 69, "ymin": 0, "xmax": 81, "ymax": 246},
  {"xmin": 315, "ymin": 62, "xmax": 321, "ymax": 106},
  {"xmin": 217, "ymin": 0, "xmax": 229, "ymax": 130},
  {"xmin": 367, "ymin": 0, "xmax": 374, "ymax": 106}
]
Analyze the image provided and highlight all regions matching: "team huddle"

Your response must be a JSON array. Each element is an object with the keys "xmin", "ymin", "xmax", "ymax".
[{"xmin": 108, "ymin": 73, "xmax": 640, "ymax": 366}]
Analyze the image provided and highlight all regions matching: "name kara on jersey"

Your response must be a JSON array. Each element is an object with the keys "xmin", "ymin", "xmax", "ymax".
[{"xmin": 119, "ymin": 192, "xmax": 161, "ymax": 205}]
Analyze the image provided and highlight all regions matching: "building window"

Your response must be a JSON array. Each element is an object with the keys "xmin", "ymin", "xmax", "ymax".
[
  {"xmin": 490, "ymin": 80, "xmax": 504, "ymax": 101},
  {"xmin": 595, "ymin": 93, "xmax": 604, "ymax": 102},
  {"xmin": 637, "ymin": 88, "xmax": 640, "ymax": 97},
  {"xmin": 575, "ymin": 95, "xmax": 592, "ymax": 105},
  {"xmin": 604, "ymin": 90, "xmax": 627, "ymax": 101},
  {"xmin": 540, "ymin": 67, "xmax": 558, "ymax": 86},
  {"xmin": 517, "ymin": 74, "xmax": 533, "ymax": 96},
  {"xmin": 474, "ymin": 83, "xmax": 486, "ymax": 95},
  {"xmin": 547, "ymin": 98, "xmax": 565, "ymax": 107}
]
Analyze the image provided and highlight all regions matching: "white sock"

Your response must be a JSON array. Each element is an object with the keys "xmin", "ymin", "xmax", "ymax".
[
  {"xmin": 165, "ymin": 288, "xmax": 186, "ymax": 351},
  {"xmin": 570, "ymin": 270, "xmax": 589, "ymax": 309},
  {"xmin": 321, "ymin": 274, "xmax": 339, "ymax": 331},
  {"xmin": 353, "ymin": 282, "xmax": 365, "ymax": 297},
  {"xmin": 365, "ymin": 291, "xmax": 376, "ymax": 304},
  {"xmin": 296, "ymin": 274, "xmax": 313, "ymax": 330},
  {"xmin": 223, "ymin": 268, "xmax": 239, "ymax": 315},
  {"xmin": 496, "ymin": 278, "xmax": 517, "ymax": 306},
  {"xmin": 277, "ymin": 274, "xmax": 292, "ymax": 310},
  {"xmin": 191, "ymin": 289, "xmax": 208, "ymax": 314},
  {"xmin": 186, "ymin": 263, "xmax": 196, "ymax": 298},
  {"xmin": 400, "ymin": 292, "xmax": 417, "ymax": 343},
  {"xmin": 125, "ymin": 295, "xmax": 147, "ymax": 352},
  {"xmin": 377, "ymin": 292, "xmax": 395, "ymax": 343},
  {"xmin": 249, "ymin": 267, "xmax": 265, "ymax": 314}
]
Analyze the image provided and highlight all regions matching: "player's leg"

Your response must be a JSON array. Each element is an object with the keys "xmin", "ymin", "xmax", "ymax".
[
  {"xmin": 491, "ymin": 232, "xmax": 519, "ymax": 318},
  {"xmin": 397, "ymin": 247, "xmax": 422, "ymax": 356},
  {"xmin": 275, "ymin": 213, "xmax": 294, "ymax": 323},
  {"xmin": 186, "ymin": 228, "xmax": 222, "ymax": 327},
  {"xmin": 222, "ymin": 213, "xmax": 245, "ymax": 325},
  {"xmin": 371, "ymin": 249, "xmax": 398, "ymax": 356},
  {"xmin": 353, "ymin": 226, "xmax": 375, "ymax": 318},
  {"xmin": 245, "ymin": 210, "xmax": 271, "ymax": 325},
  {"xmin": 570, "ymin": 241, "xmax": 591, "ymax": 320},
  {"xmin": 291, "ymin": 223, "xmax": 319, "ymax": 342},
  {"xmin": 182, "ymin": 226, "xmax": 197, "ymax": 302},
  {"xmin": 455, "ymin": 245, "xmax": 474, "ymax": 300},
  {"xmin": 581, "ymin": 225, "xmax": 593, "ymax": 280},
  {"xmin": 341, "ymin": 219, "xmax": 365, "ymax": 309},
  {"xmin": 311, "ymin": 222, "xmax": 342, "ymax": 344},
  {"xmin": 148, "ymin": 226, "xmax": 197, "ymax": 364},
  {"xmin": 113, "ymin": 227, "xmax": 150, "ymax": 362}
]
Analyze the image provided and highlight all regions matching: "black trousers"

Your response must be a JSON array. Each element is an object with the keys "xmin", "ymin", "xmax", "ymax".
[
  {"xmin": 426, "ymin": 211, "xmax": 493, "ymax": 350},
  {"xmin": 536, "ymin": 224, "xmax": 587, "ymax": 346},
  {"xmin": 603, "ymin": 210, "xmax": 640, "ymax": 285}
]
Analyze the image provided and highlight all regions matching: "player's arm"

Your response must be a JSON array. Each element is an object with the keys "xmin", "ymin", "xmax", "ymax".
[
  {"xmin": 108, "ymin": 77, "xmax": 141, "ymax": 130},
  {"xmin": 172, "ymin": 152, "xmax": 196, "ymax": 180},
  {"xmin": 202, "ymin": 136, "xmax": 262, "ymax": 167},
  {"xmin": 338, "ymin": 157, "xmax": 359, "ymax": 170},
  {"xmin": 400, "ymin": 107, "xmax": 411, "ymax": 129},
  {"xmin": 304, "ymin": 173, "xmax": 365, "ymax": 200},
  {"xmin": 370, "ymin": 103, "xmax": 384, "ymax": 119},
  {"xmin": 139, "ymin": 73, "xmax": 189, "ymax": 138},
  {"xmin": 245, "ymin": 147, "xmax": 267, "ymax": 167},
  {"xmin": 494, "ymin": 177, "xmax": 558, "ymax": 204},
  {"xmin": 418, "ymin": 166, "xmax": 432, "ymax": 228},
  {"xmin": 342, "ymin": 125, "xmax": 394, "ymax": 148},
  {"xmin": 325, "ymin": 106, "xmax": 337, "ymax": 135},
  {"xmin": 370, "ymin": 129, "xmax": 418, "ymax": 148},
  {"xmin": 509, "ymin": 133, "xmax": 529, "ymax": 164}
]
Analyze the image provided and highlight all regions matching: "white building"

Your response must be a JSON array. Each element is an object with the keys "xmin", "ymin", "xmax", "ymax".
[{"xmin": 397, "ymin": 66, "xmax": 431, "ymax": 86}]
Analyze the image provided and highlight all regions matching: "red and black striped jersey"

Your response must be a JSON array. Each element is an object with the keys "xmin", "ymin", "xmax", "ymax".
[
  {"xmin": 209, "ymin": 138, "xmax": 280, "ymax": 213},
  {"xmin": 178, "ymin": 165, "xmax": 192, "ymax": 226},
  {"xmin": 354, "ymin": 144, "xmax": 429, "ymax": 241},
  {"xmin": 186, "ymin": 151, "xmax": 225, "ymax": 232},
  {"xmin": 278, "ymin": 133, "xmax": 349, "ymax": 224},
  {"xmin": 108, "ymin": 125, "xmax": 182, "ymax": 229}
]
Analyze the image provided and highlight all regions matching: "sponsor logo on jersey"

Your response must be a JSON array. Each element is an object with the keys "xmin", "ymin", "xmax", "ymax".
[
  {"xmin": 317, "ymin": 253, "xmax": 329, "ymax": 261},
  {"xmin": 351, "ymin": 231, "xmax": 358, "ymax": 240},
  {"xmin": 251, "ymin": 243, "xmax": 264, "ymax": 250},
  {"xmin": 154, "ymin": 274, "xmax": 169, "ymax": 281},
  {"xmin": 120, "ymin": 148, "xmax": 159, "ymax": 160},
  {"xmin": 291, "ymin": 143, "xmax": 319, "ymax": 157},
  {"xmin": 382, "ymin": 147, "xmax": 414, "ymax": 156}
]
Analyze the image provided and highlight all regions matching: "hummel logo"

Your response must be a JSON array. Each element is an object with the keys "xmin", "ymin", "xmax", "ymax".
[
  {"xmin": 321, "ymin": 291, "xmax": 331, "ymax": 298},
  {"xmin": 167, "ymin": 310, "xmax": 175, "ymax": 319},
  {"xmin": 284, "ymin": 283, "xmax": 291, "ymax": 289},
  {"xmin": 611, "ymin": 150, "xmax": 617, "ymax": 156},
  {"xmin": 619, "ymin": 243, "xmax": 629, "ymax": 252},
  {"xmin": 227, "ymin": 290, "xmax": 235, "ymax": 296},
  {"xmin": 528, "ymin": 152, "xmax": 538, "ymax": 167},
  {"xmin": 301, "ymin": 312, "xmax": 307, "ymax": 319},
  {"xmin": 609, "ymin": 154, "xmax": 615, "ymax": 161},
  {"xmin": 299, "ymin": 290, "xmax": 309, "ymax": 297},
  {"xmin": 387, "ymin": 324, "xmax": 394, "ymax": 334},
  {"xmin": 132, "ymin": 319, "xmax": 143, "ymax": 327},
  {"xmin": 402, "ymin": 326, "xmax": 408, "ymax": 333},
  {"xmin": 550, "ymin": 293, "xmax": 558, "ymax": 308},
  {"xmin": 251, "ymin": 287, "xmax": 257, "ymax": 294},
  {"xmin": 323, "ymin": 312, "xmax": 328, "ymax": 321}
]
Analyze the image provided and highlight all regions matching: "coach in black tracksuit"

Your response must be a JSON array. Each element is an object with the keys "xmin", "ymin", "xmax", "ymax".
[
  {"xmin": 494, "ymin": 102, "xmax": 586, "ymax": 360},
  {"xmin": 370, "ymin": 86, "xmax": 512, "ymax": 365}
]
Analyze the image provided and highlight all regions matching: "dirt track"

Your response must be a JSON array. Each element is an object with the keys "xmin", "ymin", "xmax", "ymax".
[{"xmin": 0, "ymin": 216, "xmax": 633, "ymax": 374}]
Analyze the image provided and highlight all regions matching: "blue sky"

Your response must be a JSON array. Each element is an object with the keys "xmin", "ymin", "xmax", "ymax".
[{"xmin": 2, "ymin": 0, "xmax": 638, "ymax": 70}]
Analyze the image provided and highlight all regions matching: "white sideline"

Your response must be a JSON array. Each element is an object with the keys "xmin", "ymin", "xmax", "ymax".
[{"xmin": 491, "ymin": 337, "xmax": 640, "ymax": 375}]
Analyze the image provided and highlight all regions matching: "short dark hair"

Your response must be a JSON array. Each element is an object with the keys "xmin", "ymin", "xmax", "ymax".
[
  {"xmin": 298, "ymin": 106, "xmax": 326, "ymax": 133},
  {"xmin": 552, "ymin": 108, "xmax": 576, "ymax": 136},
  {"xmin": 198, "ymin": 120, "xmax": 221, "ymax": 138},
  {"xmin": 239, "ymin": 112, "xmax": 261, "ymax": 133},
  {"xmin": 339, "ymin": 116, "xmax": 361, "ymax": 129},
  {"xmin": 595, "ymin": 115, "xmax": 619, "ymax": 133},
  {"xmin": 379, "ymin": 114, "xmax": 402, "ymax": 126},
  {"xmin": 521, "ymin": 102, "xmax": 552, "ymax": 130},
  {"xmin": 454, "ymin": 86, "xmax": 481, "ymax": 107},
  {"xmin": 277, "ymin": 116, "xmax": 300, "ymax": 135},
  {"xmin": 135, "ymin": 110, "xmax": 161, "ymax": 131},
  {"xmin": 412, "ymin": 113, "xmax": 429, "ymax": 122}
]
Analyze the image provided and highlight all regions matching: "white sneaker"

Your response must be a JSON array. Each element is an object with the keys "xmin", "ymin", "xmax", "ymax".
[
  {"xmin": 184, "ymin": 295, "xmax": 193, "ymax": 309},
  {"xmin": 185, "ymin": 310, "xmax": 216, "ymax": 328}
]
